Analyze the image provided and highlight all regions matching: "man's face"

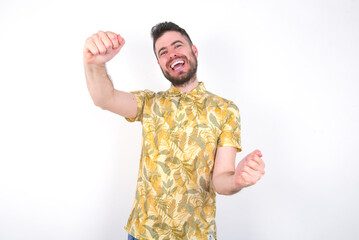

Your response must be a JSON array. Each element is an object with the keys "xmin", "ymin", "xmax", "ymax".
[{"xmin": 155, "ymin": 31, "xmax": 198, "ymax": 86}]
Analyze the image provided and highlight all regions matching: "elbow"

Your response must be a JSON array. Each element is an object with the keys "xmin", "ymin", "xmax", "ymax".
[
  {"xmin": 92, "ymin": 97, "xmax": 107, "ymax": 110},
  {"xmin": 212, "ymin": 180, "xmax": 230, "ymax": 195},
  {"xmin": 215, "ymin": 190, "xmax": 232, "ymax": 196},
  {"xmin": 93, "ymin": 99, "xmax": 108, "ymax": 110},
  {"xmin": 89, "ymin": 88, "xmax": 114, "ymax": 110},
  {"xmin": 91, "ymin": 93, "xmax": 112, "ymax": 110},
  {"xmin": 212, "ymin": 173, "xmax": 241, "ymax": 196},
  {"xmin": 213, "ymin": 185, "xmax": 237, "ymax": 196}
]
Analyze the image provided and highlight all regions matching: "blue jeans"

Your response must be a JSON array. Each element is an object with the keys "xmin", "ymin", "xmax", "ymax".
[{"xmin": 128, "ymin": 234, "xmax": 139, "ymax": 240}]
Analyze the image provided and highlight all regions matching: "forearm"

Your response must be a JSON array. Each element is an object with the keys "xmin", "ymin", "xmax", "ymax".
[
  {"xmin": 213, "ymin": 149, "xmax": 265, "ymax": 195},
  {"xmin": 84, "ymin": 63, "xmax": 115, "ymax": 108},
  {"xmin": 212, "ymin": 171, "xmax": 242, "ymax": 195}
]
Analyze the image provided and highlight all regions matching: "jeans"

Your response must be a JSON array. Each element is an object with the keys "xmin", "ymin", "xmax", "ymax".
[{"xmin": 128, "ymin": 234, "xmax": 139, "ymax": 240}]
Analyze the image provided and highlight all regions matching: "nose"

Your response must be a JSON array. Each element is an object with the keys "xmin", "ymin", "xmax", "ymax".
[
  {"xmin": 169, "ymin": 52, "xmax": 177, "ymax": 60},
  {"xmin": 167, "ymin": 48, "xmax": 178, "ymax": 59}
]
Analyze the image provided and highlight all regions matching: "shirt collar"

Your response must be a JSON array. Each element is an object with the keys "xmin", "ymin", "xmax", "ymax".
[{"xmin": 167, "ymin": 82, "xmax": 206, "ymax": 98}]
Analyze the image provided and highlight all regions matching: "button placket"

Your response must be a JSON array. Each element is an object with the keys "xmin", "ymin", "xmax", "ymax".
[{"xmin": 175, "ymin": 94, "xmax": 187, "ymax": 131}]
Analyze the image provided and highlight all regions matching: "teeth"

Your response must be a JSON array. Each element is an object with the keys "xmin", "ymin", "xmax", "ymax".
[{"xmin": 171, "ymin": 60, "xmax": 184, "ymax": 69}]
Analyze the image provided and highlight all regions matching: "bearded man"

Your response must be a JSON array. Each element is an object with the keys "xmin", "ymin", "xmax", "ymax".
[{"xmin": 83, "ymin": 22, "xmax": 265, "ymax": 240}]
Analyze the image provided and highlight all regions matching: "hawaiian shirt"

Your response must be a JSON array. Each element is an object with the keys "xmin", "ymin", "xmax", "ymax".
[{"xmin": 124, "ymin": 82, "xmax": 241, "ymax": 240}]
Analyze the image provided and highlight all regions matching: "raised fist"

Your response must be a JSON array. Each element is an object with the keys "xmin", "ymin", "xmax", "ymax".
[{"xmin": 83, "ymin": 30, "xmax": 125, "ymax": 65}]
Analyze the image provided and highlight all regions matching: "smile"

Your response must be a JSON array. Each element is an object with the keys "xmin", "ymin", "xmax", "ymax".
[{"xmin": 170, "ymin": 60, "xmax": 185, "ymax": 71}]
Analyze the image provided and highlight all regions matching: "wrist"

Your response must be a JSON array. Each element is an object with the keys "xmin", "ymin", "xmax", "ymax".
[
  {"xmin": 84, "ymin": 62, "xmax": 106, "ymax": 70},
  {"xmin": 233, "ymin": 171, "xmax": 246, "ymax": 191}
]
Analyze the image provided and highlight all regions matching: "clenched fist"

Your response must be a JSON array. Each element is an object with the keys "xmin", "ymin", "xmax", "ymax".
[
  {"xmin": 83, "ymin": 30, "xmax": 125, "ymax": 65},
  {"xmin": 234, "ymin": 150, "xmax": 265, "ymax": 188}
]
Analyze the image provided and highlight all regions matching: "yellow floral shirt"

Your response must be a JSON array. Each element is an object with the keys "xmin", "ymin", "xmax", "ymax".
[{"xmin": 125, "ymin": 82, "xmax": 241, "ymax": 240}]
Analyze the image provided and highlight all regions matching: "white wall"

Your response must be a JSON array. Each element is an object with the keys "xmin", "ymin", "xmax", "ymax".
[{"xmin": 1, "ymin": 0, "xmax": 358, "ymax": 239}]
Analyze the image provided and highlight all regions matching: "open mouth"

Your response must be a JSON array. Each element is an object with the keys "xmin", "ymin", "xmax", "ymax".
[{"xmin": 170, "ymin": 59, "xmax": 185, "ymax": 72}]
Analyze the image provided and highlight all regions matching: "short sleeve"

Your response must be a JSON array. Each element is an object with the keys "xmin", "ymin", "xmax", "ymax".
[
  {"xmin": 217, "ymin": 102, "xmax": 242, "ymax": 152},
  {"xmin": 125, "ymin": 90, "xmax": 155, "ymax": 122}
]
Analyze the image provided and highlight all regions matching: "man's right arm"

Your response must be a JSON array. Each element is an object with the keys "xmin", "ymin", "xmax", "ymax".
[{"xmin": 83, "ymin": 30, "xmax": 137, "ymax": 118}]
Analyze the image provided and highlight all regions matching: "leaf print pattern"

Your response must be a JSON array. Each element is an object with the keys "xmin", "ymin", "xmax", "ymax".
[{"xmin": 125, "ymin": 82, "xmax": 241, "ymax": 240}]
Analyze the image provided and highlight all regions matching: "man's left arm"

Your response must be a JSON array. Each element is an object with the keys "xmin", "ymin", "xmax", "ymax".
[{"xmin": 212, "ymin": 147, "xmax": 265, "ymax": 195}]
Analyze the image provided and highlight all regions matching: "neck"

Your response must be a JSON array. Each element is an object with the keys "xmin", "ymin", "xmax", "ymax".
[{"xmin": 174, "ymin": 76, "xmax": 199, "ymax": 93}]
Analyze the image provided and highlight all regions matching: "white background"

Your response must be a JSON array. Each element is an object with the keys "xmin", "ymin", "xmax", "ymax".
[{"xmin": 1, "ymin": 0, "xmax": 358, "ymax": 239}]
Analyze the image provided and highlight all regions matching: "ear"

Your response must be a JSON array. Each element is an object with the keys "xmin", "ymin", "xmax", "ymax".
[{"xmin": 192, "ymin": 45, "xmax": 198, "ymax": 58}]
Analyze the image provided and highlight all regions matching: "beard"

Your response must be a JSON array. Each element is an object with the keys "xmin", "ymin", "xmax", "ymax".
[{"xmin": 160, "ymin": 51, "xmax": 198, "ymax": 86}]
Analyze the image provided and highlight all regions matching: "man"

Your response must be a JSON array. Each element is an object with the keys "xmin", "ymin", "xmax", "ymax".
[{"xmin": 83, "ymin": 22, "xmax": 265, "ymax": 240}]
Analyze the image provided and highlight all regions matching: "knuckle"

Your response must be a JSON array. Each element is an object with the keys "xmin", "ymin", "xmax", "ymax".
[
  {"xmin": 84, "ymin": 38, "xmax": 92, "ymax": 46},
  {"xmin": 111, "ymin": 36, "xmax": 118, "ymax": 43},
  {"xmin": 91, "ymin": 35, "xmax": 100, "ymax": 43},
  {"xmin": 249, "ymin": 161, "xmax": 257, "ymax": 167},
  {"xmin": 107, "ymin": 31, "xmax": 115, "ymax": 37},
  {"xmin": 86, "ymin": 36, "xmax": 94, "ymax": 44}
]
